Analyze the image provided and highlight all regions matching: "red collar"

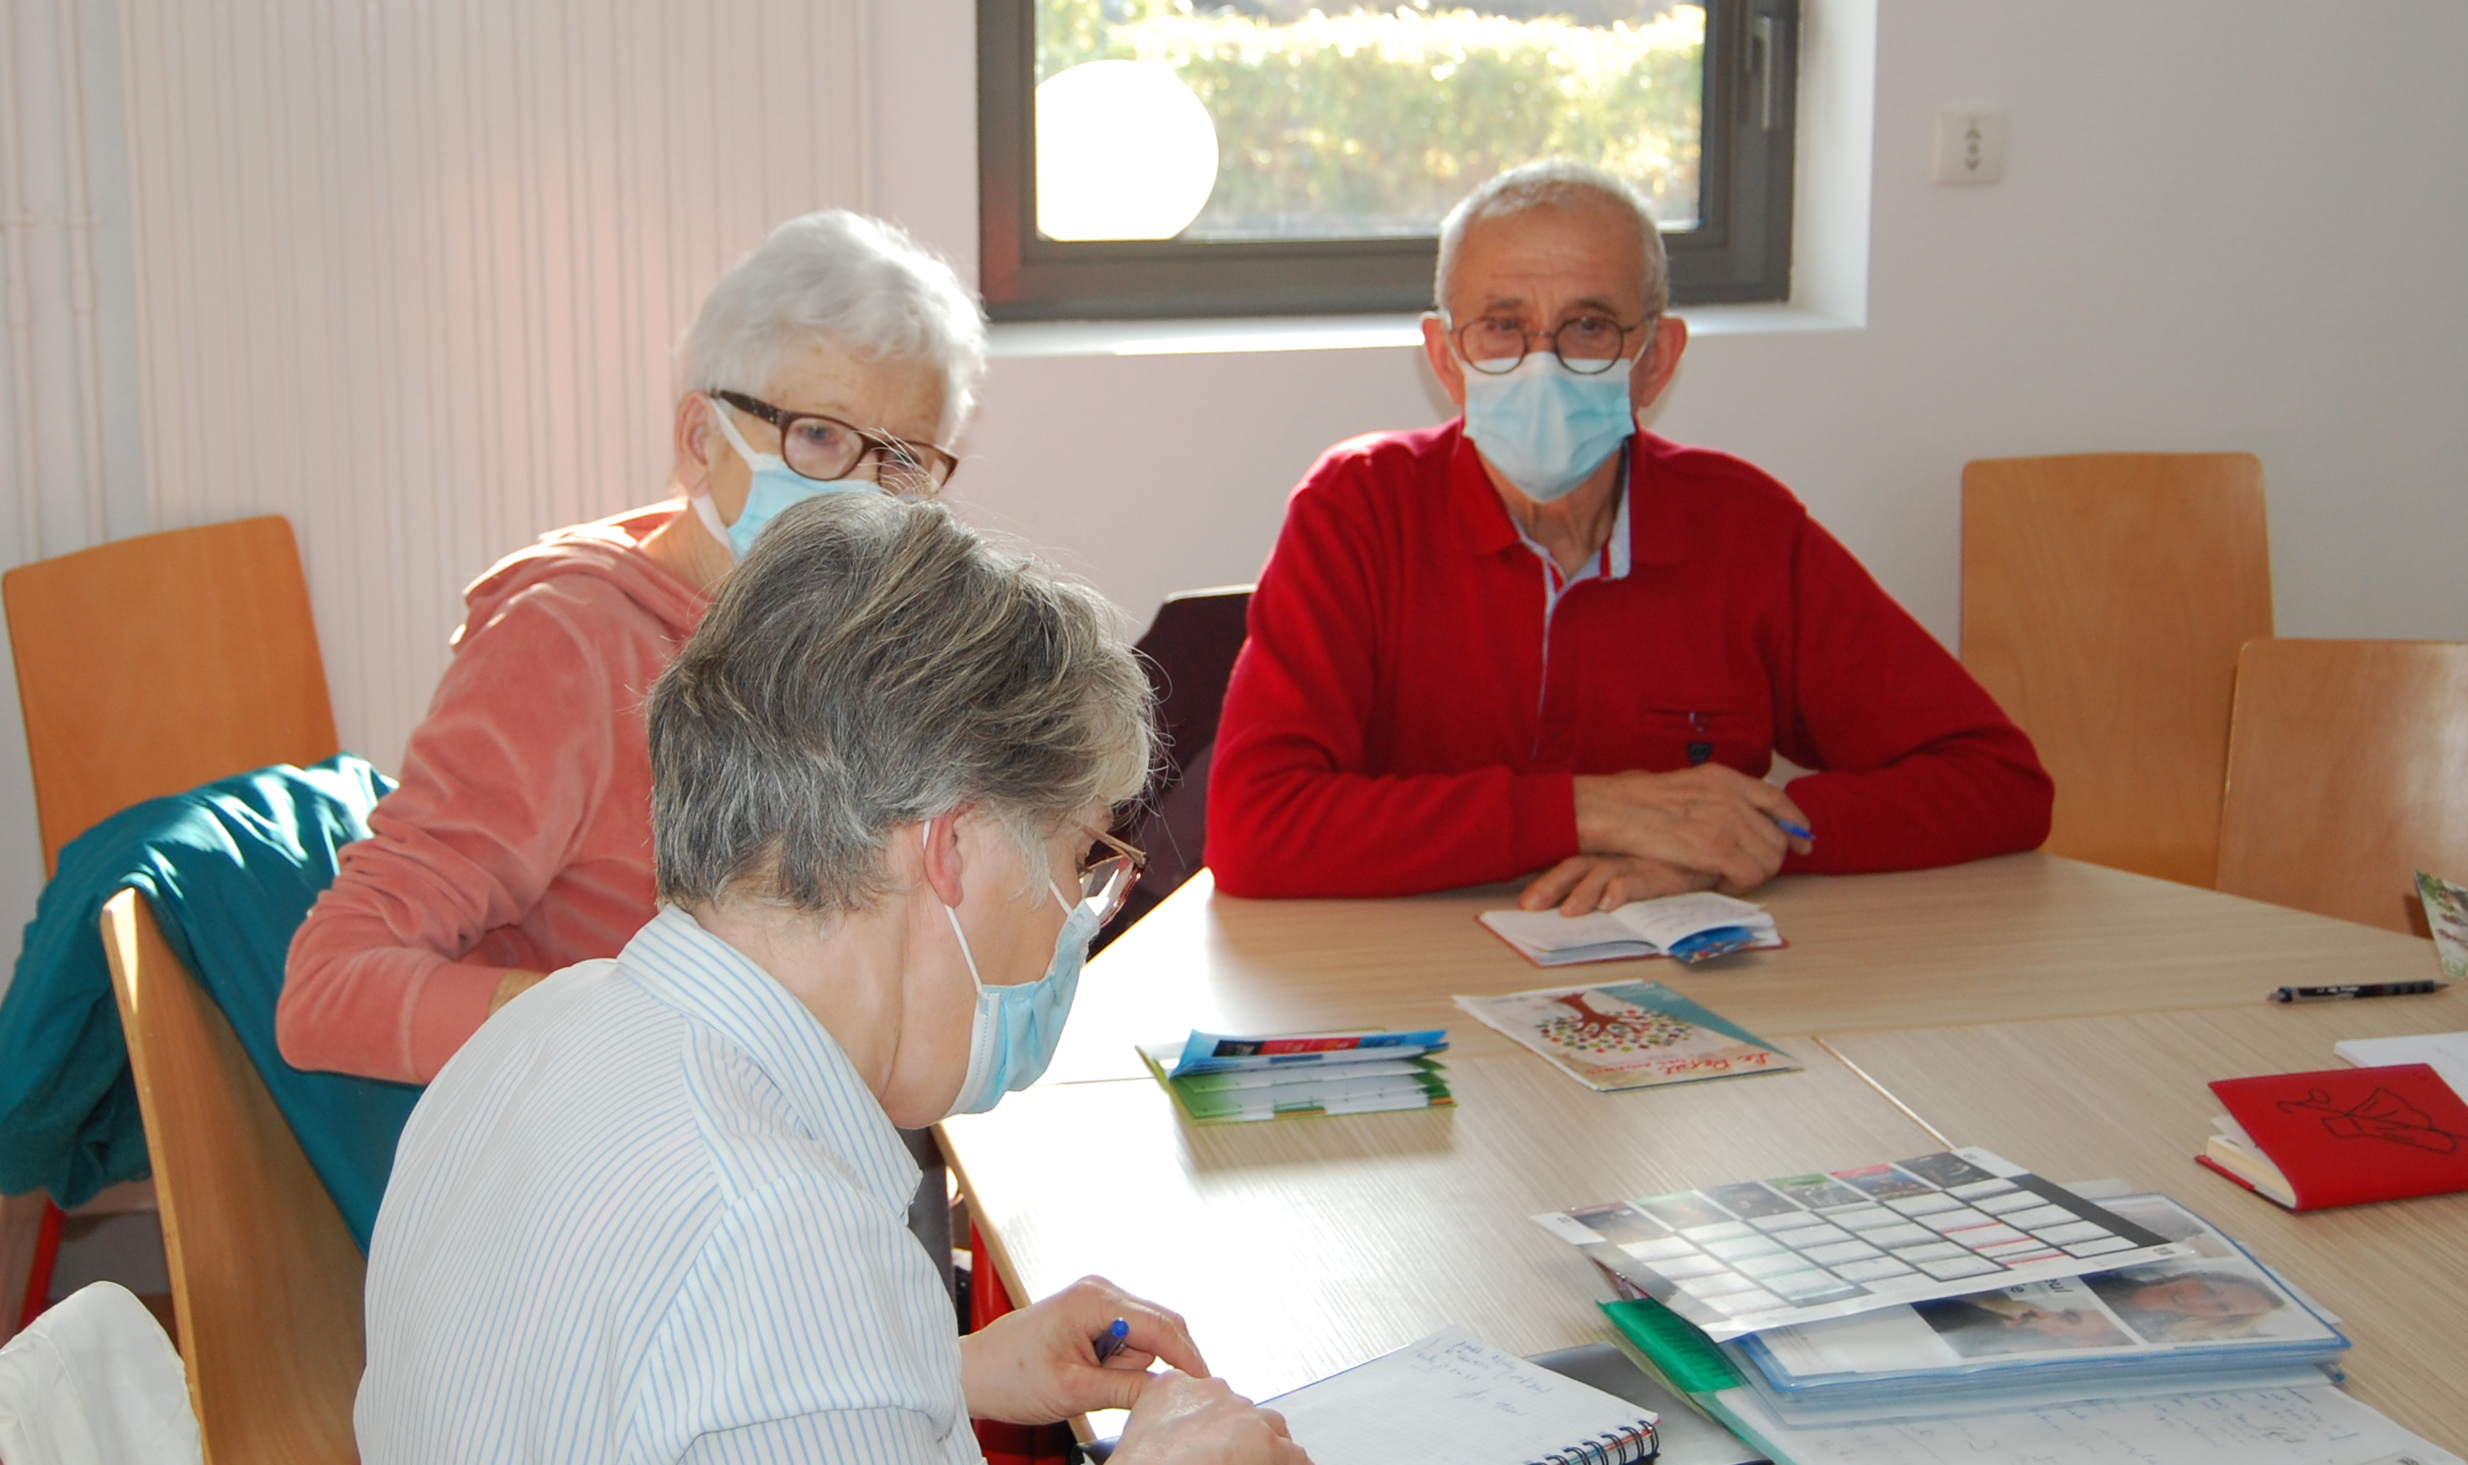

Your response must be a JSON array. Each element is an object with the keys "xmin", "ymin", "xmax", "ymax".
[{"xmin": 1442, "ymin": 420, "xmax": 1689, "ymax": 568}]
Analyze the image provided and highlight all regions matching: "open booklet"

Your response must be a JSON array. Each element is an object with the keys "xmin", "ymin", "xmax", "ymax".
[{"xmin": 1481, "ymin": 892, "xmax": 1782, "ymax": 967}]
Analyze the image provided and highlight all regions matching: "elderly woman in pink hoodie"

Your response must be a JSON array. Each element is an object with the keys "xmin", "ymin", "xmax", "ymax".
[{"xmin": 277, "ymin": 211, "xmax": 985, "ymax": 1085}]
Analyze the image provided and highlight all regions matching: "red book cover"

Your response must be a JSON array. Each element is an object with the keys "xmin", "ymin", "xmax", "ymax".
[{"xmin": 2209, "ymin": 1063, "xmax": 2468, "ymax": 1210}]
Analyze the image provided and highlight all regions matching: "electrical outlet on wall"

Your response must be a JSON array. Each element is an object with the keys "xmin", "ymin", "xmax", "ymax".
[{"xmin": 1933, "ymin": 110, "xmax": 2007, "ymax": 184}]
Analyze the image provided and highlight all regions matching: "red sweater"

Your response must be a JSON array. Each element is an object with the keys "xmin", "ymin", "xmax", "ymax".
[
  {"xmin": 279, "ymin": 504, "xmax": 709, "ymax": 1082},
  {"xmin": 1206, "ymin": 423, "xmax": 2051, "ymax": 898}
]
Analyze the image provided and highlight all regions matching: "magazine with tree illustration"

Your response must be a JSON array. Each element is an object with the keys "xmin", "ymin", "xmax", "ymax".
[{"xmin": 1454, "ymin": 980, "xmax": 1801, "ymax": 1092}]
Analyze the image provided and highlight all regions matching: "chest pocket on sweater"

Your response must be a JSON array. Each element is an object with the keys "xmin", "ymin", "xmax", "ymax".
[{"xmin": 1605, "ymin": 704, "xmax": 1773, "ymax": 776}]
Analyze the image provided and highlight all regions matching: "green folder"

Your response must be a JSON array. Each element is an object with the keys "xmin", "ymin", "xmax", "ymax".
[{"xmin": 1599, "ymin": 1298, "xmax": 1741, "ymax": 1396}]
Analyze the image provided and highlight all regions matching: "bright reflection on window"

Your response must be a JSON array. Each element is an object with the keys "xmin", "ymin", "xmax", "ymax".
[
  {"xmin": 1036, "ymin": 60, "xmax": 1223, "ymax": 241},
  {"xmin": 1034, "ymin": 0, "xmax": 1705, "ymax": 244}
]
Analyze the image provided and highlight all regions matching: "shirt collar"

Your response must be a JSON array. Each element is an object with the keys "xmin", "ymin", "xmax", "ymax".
[
  {"xmin": 1445, "ymin": 421, "xmax": 1685, "ymax": 569},
  {"xmin": 620, "ymin": 905, "xmax": 921, "ymax": 1213},
  {"xmin": 1509, "ymin": 446, "xmax": 1636, "ymax": 586}
]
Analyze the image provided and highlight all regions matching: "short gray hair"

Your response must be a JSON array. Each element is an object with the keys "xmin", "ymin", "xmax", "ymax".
[
  {"xmin": 648, "ymin": 494, "xmax": 1154, "ymax": 914},
  {"xmin": 1434, "ymin": 159, "xmax": 1670, "ymax": 319},
  {"xmin": 679, "ymin": 210, "xmax": 988, "ymax": 441}
]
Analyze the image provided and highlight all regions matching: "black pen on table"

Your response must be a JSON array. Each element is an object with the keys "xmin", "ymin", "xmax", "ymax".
[
  {"xmin": 2269, "ymin": 980, "xmax": 2447, "ymax": 1003},
  {"xmin": 1093, "ymin": 1316, "xmax": 1130, "ymax": 1361}
]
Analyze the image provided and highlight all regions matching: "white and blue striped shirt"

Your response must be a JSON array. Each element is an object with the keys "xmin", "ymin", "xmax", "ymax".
[{"xmin": 357, "ymin": 906, "xmax": 976, "ymax": 1464}]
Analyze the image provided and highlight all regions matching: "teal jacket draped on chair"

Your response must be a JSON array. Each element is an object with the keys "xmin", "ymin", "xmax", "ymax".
[{"xmin": 0, "ymin": 755, "xmax": 410, "ymax": 1250}]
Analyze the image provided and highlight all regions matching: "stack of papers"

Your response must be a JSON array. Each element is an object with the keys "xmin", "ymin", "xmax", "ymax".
[
  {"xmin": 1568, "ymin": 1153, "xmax": 2460, "ymax": 1464},
  {"xmin": 1534, "ymin": 1149, "xmax": 2190, "ymax": 1342},
  {"xmin": 1480, "ymin": 891, "xmax": 1782, "ymax": 967},
  {"xmin": 1137, "ymin": 1028, "xmax": 1450, "ymax": 1124},
  {"xmin": 1722, "ymin": 1193, "xmax": 2349, "ymax": 1425}
]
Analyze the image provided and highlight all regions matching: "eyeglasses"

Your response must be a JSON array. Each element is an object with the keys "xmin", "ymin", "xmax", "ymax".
[
  {"xmin": 1076, "ymin": 827, "xmax": 1147, "ymax": 927},
  {"xmin": 1444, "ymin": 311, "xmax": 1656, "ymax": 376},
  {"xmin": 712, "ymin": 390, "xmax": 960, "ymax": 497}
]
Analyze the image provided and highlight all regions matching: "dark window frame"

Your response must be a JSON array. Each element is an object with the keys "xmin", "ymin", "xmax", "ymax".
[{"xmin": 977, "ymin": 0, "xmax": 1798, "ymax": 322}]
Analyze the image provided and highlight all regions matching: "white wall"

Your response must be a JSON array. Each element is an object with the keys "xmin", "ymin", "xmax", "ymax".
[
  {"xmin": 904, "ymin": 0, "xmax": 2468, "ymax": 653},
  {"xmin": 3, "ymin": 0, "xmax": 2465, "ymax": 985}
]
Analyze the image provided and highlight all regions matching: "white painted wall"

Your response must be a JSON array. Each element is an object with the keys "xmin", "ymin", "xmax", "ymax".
[
  {"xmin": 902, "ymin": 0, "xmax": 2468, "ymax": 655},
  {"xmin": 3, "ymin": 0, "xmax": 2464, "ymax": 987}
]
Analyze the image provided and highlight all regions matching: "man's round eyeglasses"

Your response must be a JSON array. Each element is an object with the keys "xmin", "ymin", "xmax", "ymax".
[
  {"xmin": 1076, "ymin": 827, "xmax": 1147, "ymax": 928},
  {"xmin": 712, "ymin": 390, "xmax": 959, "ymax": 498},
  {"xmin": 1445, "ymin": 311, "xmax": 1656, "ymax": 376}
]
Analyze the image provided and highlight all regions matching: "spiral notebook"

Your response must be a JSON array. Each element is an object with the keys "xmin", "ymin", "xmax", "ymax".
[{"xmin": 1268, "ymin": 1327, "xmax": 1661, "ymax": 1465}]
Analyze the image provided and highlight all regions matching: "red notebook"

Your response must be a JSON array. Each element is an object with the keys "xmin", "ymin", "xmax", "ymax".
[{"xmin": 2200, "ymin": 1062, "xmax": 2468, "ymax": 1211}]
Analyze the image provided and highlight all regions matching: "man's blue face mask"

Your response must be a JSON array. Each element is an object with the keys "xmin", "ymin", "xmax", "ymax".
[
  {"xmin": 691, "ymin": 398, "xmax": 872, "ymax": 560},
  {"xmin": 1458, "ymin": 350, "xmax": 1638, "ymax": 503}
]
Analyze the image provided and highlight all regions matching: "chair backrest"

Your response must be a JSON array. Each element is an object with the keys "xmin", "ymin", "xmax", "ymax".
[
  {"xmin": 2215, "ymin": 639, "xmax": 2468, "ymax": 935},
  {"xmin": 1960, "ymin": 453, "xmax": 2271, "ymax": 887},
  {"xmin": 1101, "ymin": 585, "xmax": 1252, "ymax": 944},
  {"xmin": 3, "ymin": 518, "xmax": 337, "ymax": 876},
  {"xmin": 100, "ymin": 890, "xmax": 363, "ymax": 1465}
]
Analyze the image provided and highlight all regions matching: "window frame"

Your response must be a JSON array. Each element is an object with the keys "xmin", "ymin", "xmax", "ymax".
[{"xmin": 977, "ymin": 0, "xmax": 1799, "ymax": 322}]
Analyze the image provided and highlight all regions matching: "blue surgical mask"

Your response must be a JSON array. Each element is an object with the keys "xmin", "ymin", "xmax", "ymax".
[
  {"xmin": 1459, "ymin": 351, "xmax": 1637, "ymax": 503},
  {"xmin": 936, "ymin": 837, "xmax": 1100, "ymax": 1117},
  {"xmin": 691, "ymin": 397, "xmax": 869, "ymax": 561}
]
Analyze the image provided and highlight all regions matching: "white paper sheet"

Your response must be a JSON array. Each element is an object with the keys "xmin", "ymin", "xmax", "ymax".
[{"xmin": 2335, "ymin": 1032, "xmax": 2468, "ymax": 1102}]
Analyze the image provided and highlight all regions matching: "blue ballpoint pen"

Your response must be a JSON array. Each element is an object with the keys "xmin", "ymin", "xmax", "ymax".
[
  {"xmin": 1093, "ymin": 1317, "xmax": 1130, "ymax": 1361},
  {"xmin": 1774, "ymin": 816, "xmax": 1814, "ymax": 840}
]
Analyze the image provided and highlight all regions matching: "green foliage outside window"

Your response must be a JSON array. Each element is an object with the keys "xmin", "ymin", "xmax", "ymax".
[{"xmin": 1035, "ymin": 1, "xmax": 1704, "ymax": 241}]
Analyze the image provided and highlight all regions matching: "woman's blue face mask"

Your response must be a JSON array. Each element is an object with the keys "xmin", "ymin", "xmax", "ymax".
[
  {"xmin": 929, "ymin": 828, "xmax": 1101, "ymax": 1118},
  {"xmin": 692, "ymin": 398, "xmax": 872, "ymax": 560}
]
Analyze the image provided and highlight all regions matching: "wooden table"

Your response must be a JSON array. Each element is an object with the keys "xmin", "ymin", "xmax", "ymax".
[
  {"xmin": 1827, "ymin": 994, "xmax": 2468, "ymax": 1448},
  {"xmin": 1039, "ymin": 855, "xmax": 2436, "ymax": 1084},
  {"xmin": 947, "ymin": 1043, "xmax": 1940, "ymax": 1401},
  {"xmin": 939, "ymin": 853, "xmax": 2462, "ymax": 1445}
]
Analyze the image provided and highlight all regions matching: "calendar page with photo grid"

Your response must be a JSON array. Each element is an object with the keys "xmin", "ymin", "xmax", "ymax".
[{"xmin": 1533, "ymin": 1148, "xmax": 2191, "ymax": 1342}]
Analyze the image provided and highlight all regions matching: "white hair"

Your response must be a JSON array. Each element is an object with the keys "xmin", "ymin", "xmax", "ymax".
[
  {"xmin": 679, "ymin": 211, "xmax": 988, "ymax": 441},
  {"xmin": 1434, "ymin": 159, "xmax": 1670, "ymax": 319}
]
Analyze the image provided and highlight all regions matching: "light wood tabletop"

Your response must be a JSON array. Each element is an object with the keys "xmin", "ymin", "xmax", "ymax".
[
  {"xmin": 1042, "ymin": 854, "xmax": 2439, "ymax": 1083},
  {"xmin": 942, "ymin": 853, "xmax": 2462, "ymax": 1451},
  {"xmin": 942, "ymin": 1041, "xmax": 1941, "ymax": 1403},
  {"xmin": 1824, "ymin": 993, "xmax": 2468, "ymax": 1448}
]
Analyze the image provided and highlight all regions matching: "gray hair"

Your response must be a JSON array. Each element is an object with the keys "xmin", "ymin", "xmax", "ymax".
[
  {"xmin": 679, "ymin": 210, "xmax": 988, "ymax": 441},
  {"xmin": 1434, "ymin": 159, "xmax": 1670, "ymax": 319},
  {"xmin": 648, "ymin": 494, "xmax": 1155, "ymax": 914}
]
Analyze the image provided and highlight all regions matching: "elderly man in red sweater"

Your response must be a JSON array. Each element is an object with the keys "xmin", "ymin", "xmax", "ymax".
[{"xmin": 1207, "ymin": 160, "xmax": 2052, "ymax": 913}]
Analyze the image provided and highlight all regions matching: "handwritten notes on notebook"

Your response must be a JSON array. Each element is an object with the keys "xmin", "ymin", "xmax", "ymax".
[
  {"xmin": 1267, "ymin": 1328, "xmax": 1659, "ymax": 1465},
  {"xmin": 1716, "ymin": 1382, "xmax": 2464, "ymax": 1465}
]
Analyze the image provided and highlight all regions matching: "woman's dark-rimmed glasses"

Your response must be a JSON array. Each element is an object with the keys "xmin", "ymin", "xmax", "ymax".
[{"xmin": 713, "ymin": 389, "xmax": 959, "ymax": 497}]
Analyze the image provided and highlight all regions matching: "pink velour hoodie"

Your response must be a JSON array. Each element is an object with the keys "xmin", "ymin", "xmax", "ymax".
[{"xmin": 279, "ymin": 503, "xmax": 710, "ymax": 1083}]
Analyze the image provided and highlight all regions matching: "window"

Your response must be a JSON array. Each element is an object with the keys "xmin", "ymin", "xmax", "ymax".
[{"xmin": 978, "ymin": 0, "xmax": 1798, "ymax": 321}]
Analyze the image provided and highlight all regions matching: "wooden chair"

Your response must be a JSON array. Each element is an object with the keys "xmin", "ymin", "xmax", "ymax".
[
  {"xmin": 2215, "ymin": 639, "xmax": 2468, "ymax": 935},
  {"xmin": 102, "ymin": 889, "xmax": 363, "ymax": 1465},
  {"xmin": 1960, "ymin": 453, "xmax": 2272, "ymax": 887},
  {"xmin": 1, "ymin": 518, "xmax": 336, "ymax": 1339},
  {"xmin": 3, "ymin": 516, "xmax": 337, "ymax": 876}
]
